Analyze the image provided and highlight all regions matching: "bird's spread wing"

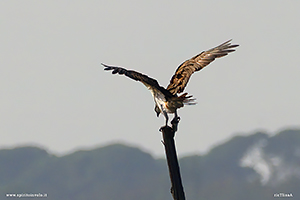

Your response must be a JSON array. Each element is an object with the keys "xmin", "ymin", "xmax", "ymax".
[
  {"xmin": 166, "ymin": 39, "xmax": 239, "ymax": 95},
  {"xmin": 102, "ymin": 63, "xmax": 174, "ymax": 99},
  {"xmin": 102, "ymin": 63, "xmax": 160, "ymax": 88}
]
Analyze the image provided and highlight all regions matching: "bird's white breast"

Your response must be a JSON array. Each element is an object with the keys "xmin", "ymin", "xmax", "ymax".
[{"xmin": 147, "ymin": 86, "xmax": 171, "ymax": 113}]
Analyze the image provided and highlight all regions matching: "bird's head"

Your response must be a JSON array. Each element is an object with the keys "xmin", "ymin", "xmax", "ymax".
[{"xmin": 154, "ymin": 105, "xmax": 161, "ymax": 117}]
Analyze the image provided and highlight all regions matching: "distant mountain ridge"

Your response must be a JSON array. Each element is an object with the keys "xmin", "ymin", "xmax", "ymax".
[{"xmin": 1, "ymin": 128, "xmax": 299, "ymax": 200}]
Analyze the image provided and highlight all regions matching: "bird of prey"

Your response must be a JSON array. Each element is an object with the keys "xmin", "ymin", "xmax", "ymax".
[{"xmin": 103, "ymin": 40, "xmax": 238, "ymax": 127}]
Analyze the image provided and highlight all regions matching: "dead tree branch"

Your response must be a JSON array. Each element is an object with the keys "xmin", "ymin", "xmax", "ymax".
[{"xmin": 160, "ymin": 118, "xmax": 186, "ymax": 200}]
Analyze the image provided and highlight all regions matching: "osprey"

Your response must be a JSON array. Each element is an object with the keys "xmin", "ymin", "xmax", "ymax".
[{"xmin": 103, "ymin": 40, "xmax": 238, "ymax": 126}]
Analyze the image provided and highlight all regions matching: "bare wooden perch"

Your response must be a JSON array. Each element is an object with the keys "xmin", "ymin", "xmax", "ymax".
[{"xmin": 160, "ymin": 118, "xmax": 186, "ymax": 200}]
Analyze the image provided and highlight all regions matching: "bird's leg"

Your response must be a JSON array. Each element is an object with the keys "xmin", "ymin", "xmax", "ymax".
[
  {"xmin": 163, "ymin": 111, "xmax": 169, "ymax": 127},
  {"xmin": 159, "ymin": 111, "xmax": 169, "ymax": 132},
  {"xmin": 171, "ymin": 110, "xmax": 180, "ymax": 132},
  {"xmin": 171, "ymin": 110, "xmax": 180, "ymax": 123}
]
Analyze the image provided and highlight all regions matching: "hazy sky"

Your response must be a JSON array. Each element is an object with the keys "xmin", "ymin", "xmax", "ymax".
[{"xmin": 1, "ymin": 1, "xmax": 299, "ymax": 157}]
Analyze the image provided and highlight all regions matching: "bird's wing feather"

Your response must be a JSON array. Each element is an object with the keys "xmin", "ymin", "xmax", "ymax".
[
  {"xmin": 166, "ymin": 39, "xmax": 239, "ymax": 95},
  {"xmin": 102, "ymin": 63, "xmax": 160, "ymax": 87},
  {"xmin": 102, "ymin": 63, "xmax": 174, "ymax": 99}
]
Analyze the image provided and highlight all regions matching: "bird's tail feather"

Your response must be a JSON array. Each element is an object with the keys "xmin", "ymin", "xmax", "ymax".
[{"xmin": 179, "ymin": 93, "xmax": 197, "ymax": 105}]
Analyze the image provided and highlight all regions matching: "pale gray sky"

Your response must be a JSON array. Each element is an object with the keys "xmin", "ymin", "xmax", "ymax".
[{"xmin": 1, "ymin": 1, "xmax": 299, "ymax": 157}]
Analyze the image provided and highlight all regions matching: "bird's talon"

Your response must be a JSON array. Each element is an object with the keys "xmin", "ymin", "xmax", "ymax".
[{"xmin": 171, "ymin": 116, "xmax": 180, "ymax": 124}]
